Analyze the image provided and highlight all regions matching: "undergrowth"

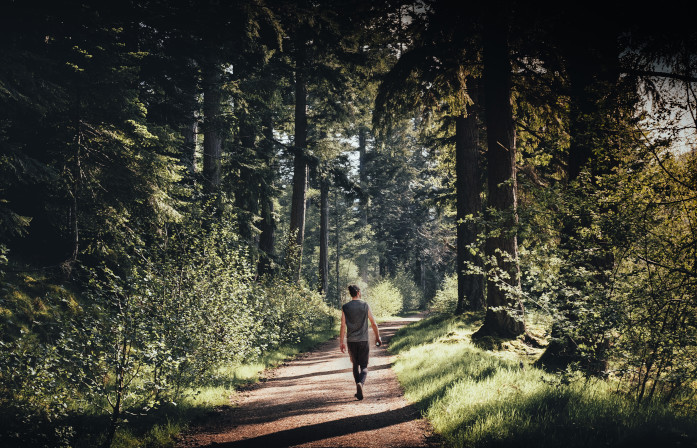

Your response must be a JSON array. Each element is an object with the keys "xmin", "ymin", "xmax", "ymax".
[
  {"xmin": 84, "ymin": 325, "xmax": 339, "ymax": 448},
  {"xmin": 389, "ymin": 313, "xmax": 697, "ymax": 448}
]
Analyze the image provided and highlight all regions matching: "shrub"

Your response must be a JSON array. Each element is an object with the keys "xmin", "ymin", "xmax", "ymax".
[
  {"xmin": 430, "ymin": 274, "xmax": 458, "ymax": 314},
  {"xmin": 365, "ymin": 279, "xmax": 403, "ymax": 317},
  {"xmin": 392, "ymin": 269, "xmax": 425, "ymax": 311},
  {"xmin": 263, "ymin": 277, "xmax": 337, "ymax": 345}
]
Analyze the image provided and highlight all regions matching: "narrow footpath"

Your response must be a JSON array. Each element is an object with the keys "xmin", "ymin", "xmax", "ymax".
[{"xmin": 178, "ymin": 315, "xmax": 434, "ymax": 448}]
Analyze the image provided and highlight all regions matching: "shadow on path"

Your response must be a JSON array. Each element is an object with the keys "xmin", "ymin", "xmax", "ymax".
[
  {"xmin": 199, "ymin": 406, "xmax": 419, "ymax": 448},
  {"xmin": 269, "ymin": 363, "xmax": 391, "ymax": 383}
]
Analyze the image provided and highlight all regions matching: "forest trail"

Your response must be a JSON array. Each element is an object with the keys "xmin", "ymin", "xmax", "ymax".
[{"xmin": 178, "ymin": 314, "xmax": 434, "ymax": 448}]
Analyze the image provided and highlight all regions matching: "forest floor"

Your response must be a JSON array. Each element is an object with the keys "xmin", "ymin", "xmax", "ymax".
[{"xmin": 177, "ymin": 314, "xmax": 436, "ymax": 448}]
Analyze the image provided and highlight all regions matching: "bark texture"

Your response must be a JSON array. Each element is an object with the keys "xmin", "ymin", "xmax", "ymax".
[
  {"xmin": 478, "ymin": 9, "xmax": 525, "ymax": 337},
  {"xmin": 236, "ymin": 116, "xmax": 259, "ymax": 243},
  {"xmin": 258, "ymin": 115, "xmax": 276, "ymax": 276},
  {"xmin": 202, "ymin": 61, "xmax": 222, "ymax": 192},
  {"xmin": 289, "ymin": 42, "xmax": 308, "ymax": 277},
  {"xmin": 319, "ymin": 177, "xmax": 329, "ymax": 295},
  {"xmin": 358, "ymin": 127, "xmax": 369, "ymax": 280},
  {"xmin": 455, "ymin": 107, "xmax": 485, "ymax": 314},
  {"xmin": 183, "ymin": 112, "xmax": 197, "ymax": 174},
  {"xmin": 258, "ymin": 196, "xmax": 275, "ymax": 276}
]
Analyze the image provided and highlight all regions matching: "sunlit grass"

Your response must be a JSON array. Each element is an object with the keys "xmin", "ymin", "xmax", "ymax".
[{"xmin": 390, "ymin": 314, "xmax": 697, "ymax": 448}]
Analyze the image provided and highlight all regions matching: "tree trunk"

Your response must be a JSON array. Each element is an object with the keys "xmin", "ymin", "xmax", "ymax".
[
  {"xmin": 258, "ymin": 114, "xmax": 276, "ymax": 276},
  {"xmin": 476, "ymin": 9, "xmax": 525, "ymax": 337},
  {"xmin": 183, "ymin": 111, "xmax": 198, "ymax": 174},
  {"xmin": 236, "ymin": 115, "xmax": 259, "ymax": 243},
  {"xmin": 258, "ymin": 196, "xmax": 275, "ymax": 275},
  {"xmin": 420, "ymin": 258, "xmax": 426, "ymax": 293},
  {"xmin": 335, "ymin": 188, "xmax": 341, "ymax": 306},
  {"xmin": 71, "ymin": 114, "xmax": 80, "ymax": 262},
  {"xmin": 202, "ymin": 60, "xmax": 222, "ymax": 192},
  {"xmin": 183, "ymin": 58, "xmax": 199, "ymax": 175},
  {"xmin": 564, "ymin": 11, "xmax": 619, "ymax": 182},
  {"xmin": 358, "ymin": 127, "xmax": 369, "ymax": 280},
  {"xmin": 289, "ymin": 42, "xmax": 308, "ymax": 278},
  {"xmin": 104, "ymin": 329, "xmax": 128, "ymax": 448},
  {"xmin": 544, "ymin": 20, "xmax": 620, "ymax": 367},
  {"xmin": 561, "ymin": 14, "xmax": 620, "ymax": 272},
  {"xmin": 379, "ymin": 256, "xmax": 387, "ymax": 277},
  {"xmin": 319, "ymin": 176, "xmax": 330, "ymax": 295},
  {"xmin": 455, "ymin": 97, "xmax": 485, "ymax": 314}
]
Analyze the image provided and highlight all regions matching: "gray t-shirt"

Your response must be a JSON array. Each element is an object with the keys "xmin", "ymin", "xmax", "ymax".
[{"xmin": 342, "ymin": 299, "xmax": 370, "ymax": 342}]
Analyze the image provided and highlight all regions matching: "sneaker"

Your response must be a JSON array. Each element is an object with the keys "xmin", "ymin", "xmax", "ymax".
[{"xmin": 355, "ymin": 382, "xmax": 364, "ymax": 400}]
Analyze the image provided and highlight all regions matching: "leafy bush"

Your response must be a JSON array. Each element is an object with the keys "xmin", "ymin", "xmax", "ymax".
[
  {"xmin": 0, "ymin": 335, "xmax": 76, "ymax": 447},
  {"xmin": 365, "ymin": 279, "xmax": 403, "ymax": 317},
  {"xmin": 263, "ymin": 277, "xmax": 337, "ymax": 345},
  {"xmin": 430, "ymin": 274, "xmax": 458, "ymax": 314},
  {"xmin": 392, "ymin": 269, "xmax": 425, "ymax": 311},
  {"xmin": 519, "ymin": 152, "xmax": 697, "ymax": 401}
]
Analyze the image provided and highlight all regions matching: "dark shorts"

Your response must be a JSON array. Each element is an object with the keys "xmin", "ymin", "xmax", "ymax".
[{"xmin": 347, "ymin": 341, "xmax": 369, "ymax": 368}]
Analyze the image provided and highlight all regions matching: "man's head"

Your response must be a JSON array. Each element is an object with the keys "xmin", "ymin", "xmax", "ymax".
[{"xmin": 348, "ymin": 284, "xmax": 360, "ymax": 298}]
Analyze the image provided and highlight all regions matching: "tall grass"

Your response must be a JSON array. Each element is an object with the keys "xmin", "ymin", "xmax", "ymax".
[{"xmin": 390, "ymin": 314, "xmax": 697, "ymax": 448}]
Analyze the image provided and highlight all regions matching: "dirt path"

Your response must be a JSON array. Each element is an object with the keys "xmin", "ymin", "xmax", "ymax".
[{"xmin": 178, "ymin": 315, "xmax": 434, "ymax": 448}]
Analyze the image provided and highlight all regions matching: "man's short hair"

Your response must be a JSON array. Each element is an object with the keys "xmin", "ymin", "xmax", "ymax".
[{"xmin": 348, "ymin": 284, "xmax": 360, "ymax": 297}]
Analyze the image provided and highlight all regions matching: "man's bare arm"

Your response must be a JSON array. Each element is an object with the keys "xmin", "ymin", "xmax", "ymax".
[
  {"xmin": 339, "ymin": 310, "xmax": 347, "ymax": 353},
  {"xmin": 367, "ymin": 308, "xmax": 382, "ymax": 345}
]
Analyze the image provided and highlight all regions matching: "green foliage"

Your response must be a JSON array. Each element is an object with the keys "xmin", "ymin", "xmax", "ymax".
[
  {"xmin": 364, "ymin": 278, "xmax": 403, "ymax": 318},
  {"xmin": 603, "ymin": 152, "xmax": 697, "ymax": 403},
  {"xmin": 350, "ymin": 271, "xmax": 426, "ymax": 319},
  {"xmin": 518, "ymin": 148, "xmax": 697, "ymax": 402},
  {"xmin": 0, "ymin": 274, "xmax": 84, "ymax": 446},
  {"xmin": 2, "ymin": 0, "xmax": 697, "ymax": 446},
  {"xmin": 263, "ymin": 277, "xmax": 338, "ymax": 345},
  {"xmin": 0, "ymin": 334, "xmax": 76, "ymax": 447},
  {"xmin": 391, "ymin": 269, "xmax": 426, "ymax": 311},
  {"xmin": 430, "ymin": 273, "xmax": 458, "ymax": 314},
  {"xmin": 315, "ymin": 255, "xmax": 364, "ymax": 310}
]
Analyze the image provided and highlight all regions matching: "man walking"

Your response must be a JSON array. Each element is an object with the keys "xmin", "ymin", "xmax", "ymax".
[{"xmin": 340, "ymin": 285, "xmax": 382, "ymax": 400}]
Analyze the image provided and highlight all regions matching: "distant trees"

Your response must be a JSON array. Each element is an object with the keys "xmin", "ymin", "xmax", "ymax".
[{"xmin": 279, "ymin": 0, "xmax": 363, "ymax": 279}]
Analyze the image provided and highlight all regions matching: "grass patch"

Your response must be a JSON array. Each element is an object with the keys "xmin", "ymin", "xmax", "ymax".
[{"xmin": 389, "ymin": 313, "xmax": 697, "ymax": 448}]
